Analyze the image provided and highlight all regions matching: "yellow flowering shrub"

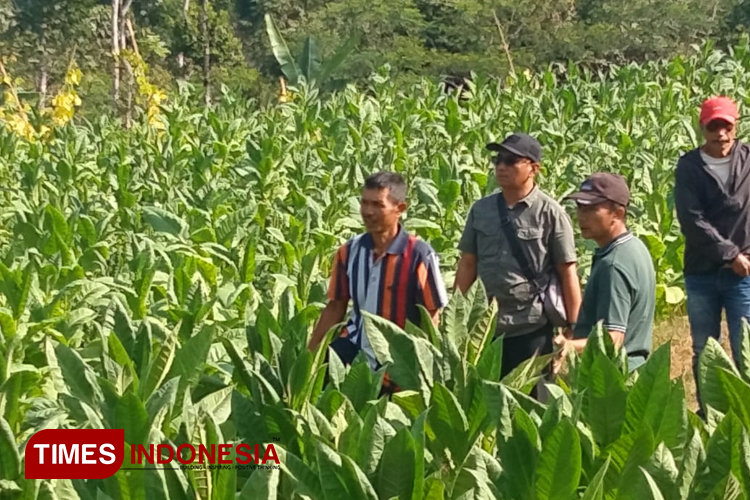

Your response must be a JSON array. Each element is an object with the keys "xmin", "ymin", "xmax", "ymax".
[
  {"xmin": 0, "ymin": 60, "xmax": 83, "ymax": 141},
  {"xmin": 122, "ymin": 50, "xmax": 167, "ymax": 129},
  {"xmin": 50, "ymin": 65, "xmax": 83, "ymax": 128},
  {"xmin": 0, "ymin": 62, "xmax": 36, "ymax": 141}
]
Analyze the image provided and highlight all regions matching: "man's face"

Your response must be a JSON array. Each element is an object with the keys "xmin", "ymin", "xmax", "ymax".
[
  {"xmin": 576, "ymin": 202, "xmax": 620, "ymax": 242},
  {"xmin": 701, "ymin": 119, "xmax": 736, "ymax": 157},
  {"xmin": 360, "ymin": 187, "xmax": 405, "ymax": 233},
  {"xmin": 493, "ymin": 151, "xmax": 538, "ymax": 190}
]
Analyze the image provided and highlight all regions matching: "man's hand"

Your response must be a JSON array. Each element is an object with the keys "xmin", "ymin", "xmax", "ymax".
[
  {"xmin": 551, "ymin": 334, "xmax": 568, "ymax": 375},
  {"xmin": 560, "ymin": 326, "xmax": 574, "ymax": 340},
  {"xmin": 732, "ymin": 254, "xmax": 750, "ymax": 277},
  {"xmin": 454, "ymin": 252, "xmax": 477, "ymax": 294}
]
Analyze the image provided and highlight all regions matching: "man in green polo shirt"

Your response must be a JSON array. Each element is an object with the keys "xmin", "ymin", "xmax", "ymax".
[{"xmin": 554, "ymin": 173, "xmax": 656, "ymax": 371}]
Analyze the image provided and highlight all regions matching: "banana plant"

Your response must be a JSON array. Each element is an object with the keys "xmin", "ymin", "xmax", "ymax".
[{"xmin": 264, "ymin": 14, "xmax": 359, "ymax": 93}]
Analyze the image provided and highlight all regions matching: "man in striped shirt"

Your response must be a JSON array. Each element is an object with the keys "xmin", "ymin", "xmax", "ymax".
[{"xmin": 307, "ymin": 171, "xmax": 449, "ymax": 384}]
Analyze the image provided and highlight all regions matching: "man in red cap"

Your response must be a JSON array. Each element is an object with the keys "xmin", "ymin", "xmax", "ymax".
[{"xmin": 674, "ymin": 95, "xmax": 750, "ymax": 414}]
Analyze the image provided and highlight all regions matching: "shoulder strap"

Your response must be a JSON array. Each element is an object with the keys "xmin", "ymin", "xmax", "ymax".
[{"xmin": 496, "ymin": 193, "xmax": 540, "ymax": 288}]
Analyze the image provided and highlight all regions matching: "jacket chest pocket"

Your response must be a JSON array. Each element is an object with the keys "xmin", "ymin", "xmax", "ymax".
[
  {"xmin": 515, "ymin": 226, "xmax": 545, "ymax": 274},
  {"xmin": 474, "ymin": 218, "xmax": 503, "ymax": 259}
]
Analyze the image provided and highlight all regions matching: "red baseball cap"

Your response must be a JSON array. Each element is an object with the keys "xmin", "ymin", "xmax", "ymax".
[{"xmin": 699, "ymin": 96, "xmax": 739, "ymax": 125}]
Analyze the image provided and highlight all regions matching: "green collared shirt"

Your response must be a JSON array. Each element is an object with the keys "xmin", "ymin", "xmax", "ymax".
[
  {"xmin": 573, "ymin": 231, "xmax": 656, "ymax": 370},
  {"xmin": 458, "ymin": 186, "xmax": 577, "ymax": 337}
]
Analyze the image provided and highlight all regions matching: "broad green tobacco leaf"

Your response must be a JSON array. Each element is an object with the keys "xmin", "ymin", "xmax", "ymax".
[
  {"xmin": 238, "ymin": 467, "xmax": 279, "ymax": 500},
  {"xmin": 498, "ymin": 407, "xmax": 539, "ymax": 500},
  {"xmin": 0, "ymin": 309, "xmax": 16, "ymax": 340},
  {"xmin": 581, "ymin": 457, "xmax": 611, "ymax": 500},
  {"xmin": 0, "ymin": 416, "xmax": 20, "ymax": 481},
  {"xmin": 699, "ymin": 338, "xmax": 741, "ymax": 416},
  {"xmin": 54, "ymin": 343, "xmax": 105, "ymax": 409},
  {"xmin": 624, "ymin": 343, "xmax": 672, "ymax": 435},
  {"xmin": 613, "ymin": 426, "xmax": 656, "ymax": 500},
  {"xmin": 142, "ymin": 206, "xmax": 187, "ymax": 236},
  {"xmin": 116, "ymin": 390, "xmax": 150, "ymax": 448},
  {"xmin": 584, "ymin": 353, "xmax": 627, "ymax": 449},
  {"xmin": 422, "ymin": 478, "xmax": 444, "ymax": 500},
  {"xmin": 644, "ymin": 443, "xmax": 679, "ymax": 499},
  {"xmin": 139, "ymin": 325, "xmax": 178, "ymax": 401},
  {"xmin": 640, "ymin": 467, "xmax": 667, "ymax": 500},
  {"xmin": 362, "ymin": 310, "xmax": 437, "ymax": 401},
  {"xmin": 715, "ymin": 368, "xmax": 750, "ymax": 435},
  {"xmin": 534, "ymin": 419, "xmax": 581, "ymax": 500},
  {"xmin": 689, "ymin": 411, "xmax": 750, "ymax": 499},
  {"xmin": 451, "ymin": 446, "xmax": 496, "ymax": 500},
  {"xmin": 0, "ymin": 263, "xmax": 32, "ymax": 321},
  {"xmin": 677, "ymin": 431, "xmax": 705, "ymax": 500},
  {"xmin": 428, "ymin": 382, "xmax": 470, "ymax": 464},
  {"xmin": 376, "ymin": 427, "xmax": 419, "ymax": 500},
  {"xmin": 316, "ymin": 441, "xmax": 377, "ymax": 500},
  {"xmin": 739, "ymin": 321, "xmax": 750, "ymax": 384},
  {"xmin": 441, "ymin": 290, "xmax": 469, "ymax": 353}
]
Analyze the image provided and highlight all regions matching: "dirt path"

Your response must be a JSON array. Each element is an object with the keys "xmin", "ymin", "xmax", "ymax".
[{"xmin": 653, "ymin": 316, "xmax": 733, "ymax": 412}]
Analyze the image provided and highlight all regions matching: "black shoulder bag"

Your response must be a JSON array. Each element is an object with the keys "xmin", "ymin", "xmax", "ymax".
[{"xmin": 496, "ymin": 194, "xmax": 569, "ymax": 328}]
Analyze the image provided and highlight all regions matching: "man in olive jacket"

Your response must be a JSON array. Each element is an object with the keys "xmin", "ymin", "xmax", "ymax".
[
  {"xmin": 674, "ymin": 95, "xmax": 750, "ymax": 411},
  {"xmin": 454, "ymin": 132, "xmax": 582, "ymax": 387}
]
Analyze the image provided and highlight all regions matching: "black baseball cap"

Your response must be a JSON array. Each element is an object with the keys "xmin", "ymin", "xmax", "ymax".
[
  {"xmin": 486, "ymin": 132, "xmax": 542, "ymax": 163},
  {"xmin": 566, "ymin": 173, "xmax": 630, "ymax": 206}
]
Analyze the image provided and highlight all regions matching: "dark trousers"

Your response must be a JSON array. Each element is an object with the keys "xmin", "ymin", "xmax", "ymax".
[{"xmin": 499, "ymin": 324, "xmax": 554, "ymax": 398}]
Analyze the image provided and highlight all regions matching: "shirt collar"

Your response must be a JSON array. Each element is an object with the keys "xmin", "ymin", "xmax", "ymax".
[
  {"xmin": 506, "ymin": 184, "xmax": 540, "ymax": 209},
  {"xmin": 361, "ymin": 224, "xmax": 410, "ymax": 255},
  {"xmin": 595, "ymin": 230, "xmax": 634, "ymax": 260}
]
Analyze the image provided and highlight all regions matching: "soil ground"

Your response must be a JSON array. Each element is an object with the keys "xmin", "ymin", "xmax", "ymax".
[{"xmin": 652, "ymin": 316, "xmax": 733, "ymax": 412}]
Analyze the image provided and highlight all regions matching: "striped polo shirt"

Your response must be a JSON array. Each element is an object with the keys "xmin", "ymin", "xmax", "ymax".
[{"xmin": 328, "ymin": 225, "xmax": 449, "ymax": 369}]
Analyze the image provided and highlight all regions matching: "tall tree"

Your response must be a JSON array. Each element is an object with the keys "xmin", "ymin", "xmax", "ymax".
[
  {"xmin": 111, "ymin": 0, "xmax": 137, "ymax": 122},
  {"xmin": 202, "ymin": 0, "xmax": 210, "ymax": 105},
  {"xmin": 2, "ymin": 0, "xmax": 98, "ymax": 107},
  {"xmin": 134, "ymin": 0, "xmax": 243, "ymax": 100}
]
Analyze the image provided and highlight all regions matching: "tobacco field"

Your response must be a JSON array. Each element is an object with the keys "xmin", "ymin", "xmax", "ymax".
[{"xmin": 2, "ymin": 40, "xmax": 750, "ymax": 499}]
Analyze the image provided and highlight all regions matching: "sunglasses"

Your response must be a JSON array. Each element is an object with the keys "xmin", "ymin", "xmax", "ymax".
[{"xmin": 492, "ymin": 151, "xmax": 524, "ymax": 166}]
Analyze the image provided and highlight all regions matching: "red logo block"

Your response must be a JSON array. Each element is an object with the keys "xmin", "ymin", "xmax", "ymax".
[{"xmin": 25, "ymin": 429, "xmax": 125, "ymax": 479}]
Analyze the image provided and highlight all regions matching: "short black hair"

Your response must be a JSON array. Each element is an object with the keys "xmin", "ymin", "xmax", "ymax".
[{"xmin": 363, "ymin": 171, "xmax": 407, "ymax": 204}]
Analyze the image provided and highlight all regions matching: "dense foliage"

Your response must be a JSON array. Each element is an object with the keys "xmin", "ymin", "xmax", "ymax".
[
  {"xmin": 1, "ymin": 0, "xmax": 749, "ymax": 113},
  {"xmin": 1, "ymin": 31, "xmax": 750, "ymax": 500}
]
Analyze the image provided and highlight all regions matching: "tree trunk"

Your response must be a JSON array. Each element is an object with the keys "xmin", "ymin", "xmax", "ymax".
[
  {"xmin": 37, "ymin": 31, "xmax": 48, "ymax": 110},
  {"xmin": 120, "ymin": 2, "xmax": 129, "ymax": 58},
  {"xmin": 202, "ymin": 0, "xmax": 211, "ymax": 106},
  {"xmin": 112, "ymin": 0, "xmax": 120, "ymax": 106},
  {"xmin": 125, "ymin": 16, "xmax": 139, "ymax": 128},
  {"xmin": 126, "ymin": 18, "xmax": 139, "ymax": 56},
  {"xmin": 178, "ymin": 0, "xmax": 191, "ymax": 71},
  {"xmin": 38, "ymin": 66, "xmax": 48, "ymax": 110},
  {"xmin": 493, "ymin": 10, "xmax": 515, "ymax": 76},
  {"xmin": 121, "ymin": 0, "xmax": 134, "ymax": 127}
]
